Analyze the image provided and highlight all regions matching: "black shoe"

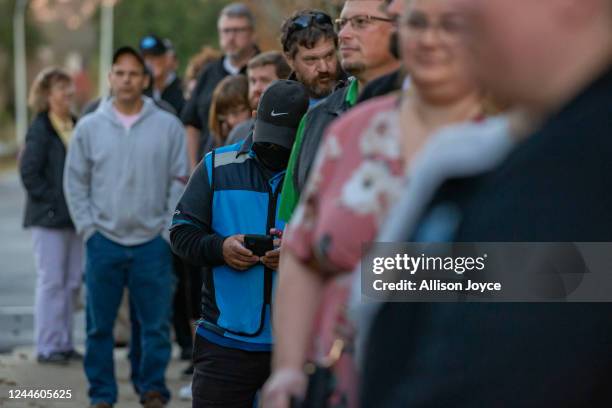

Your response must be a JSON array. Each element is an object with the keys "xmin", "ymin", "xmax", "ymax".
[
  {"xmin": 37, "ymin": 352, "xmax": 69, "ymax": 365},
  {"xmin": 89, "ymin": 402, "xmax": 113, "ymax": 408},
  {"xmin": 181, "ymin": 364, "xmax": 194, "ymax": 377},
  {"xmin": 142, "ymin": 391, "xmax": 166, "ymax": 408},
  {"xmin": 62, "ymin": 349, "xmax": 84, "ymax": 361}
]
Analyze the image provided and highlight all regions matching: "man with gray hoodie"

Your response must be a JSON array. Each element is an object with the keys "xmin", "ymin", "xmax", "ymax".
[{"xmin": 63, "ymin": 46, "xmax": 188, "ymax": 408}]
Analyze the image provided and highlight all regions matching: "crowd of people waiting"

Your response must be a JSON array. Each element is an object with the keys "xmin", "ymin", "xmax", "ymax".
[{"xmin": 17, "ymin": 0, "xmax": 612, "ymax": 407}]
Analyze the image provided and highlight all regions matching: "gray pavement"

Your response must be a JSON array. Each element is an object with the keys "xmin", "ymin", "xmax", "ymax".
[{"xmin": 0, "ymin": 171, "xmax": 192, "ymax": 407}]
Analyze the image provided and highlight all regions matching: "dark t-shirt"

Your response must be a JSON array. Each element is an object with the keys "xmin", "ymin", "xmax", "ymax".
[
  {"xmin": 181, "ymin": 56, "xmax": 253, "ymax": 160},
  {"xmin": 181, "ymin": 58, "xmax": 233, "ymax": 159},
  {"xmin": 363, "ymin": 67, "xmax": 612, "ymax": 407},
  {"xmin": 145, "ymin": 75, "xmax": 185, "ymax": 116}
]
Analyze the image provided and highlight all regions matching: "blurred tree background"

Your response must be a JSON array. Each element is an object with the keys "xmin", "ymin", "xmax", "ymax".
[{"xmin": 0, "ymin": 0, "xmax": 344, "ymax": 152}]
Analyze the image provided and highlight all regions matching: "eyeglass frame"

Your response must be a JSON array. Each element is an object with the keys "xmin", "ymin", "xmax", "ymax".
[
  {"xmin": 400, "ymin": 12, "xmax": 467, "ymax": 42},
  {"xmin": 334, "ymin": 14, "xmax": 395, "ymax": 32},
  {"xmin": 219, "ymin": 26, "xmax": 253, "ymax": 36}
]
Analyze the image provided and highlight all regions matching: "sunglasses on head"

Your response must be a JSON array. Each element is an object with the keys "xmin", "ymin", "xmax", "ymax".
[{"xmin": 289, "ymin": 12, "xmax": 333, "ymax": 34}]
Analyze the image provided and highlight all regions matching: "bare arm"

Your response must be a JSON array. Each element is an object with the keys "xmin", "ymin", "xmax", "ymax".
[{"xmin": 263, "ymin": 249, "xmax": 325, "ymax": 408}]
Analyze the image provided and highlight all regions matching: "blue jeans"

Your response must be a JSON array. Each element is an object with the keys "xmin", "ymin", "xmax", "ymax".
[{"xmin": 84, "ymin": 232, "xmax": 173, "ymax": 405}]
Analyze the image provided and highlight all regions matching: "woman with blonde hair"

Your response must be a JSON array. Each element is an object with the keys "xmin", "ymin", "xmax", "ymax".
[{"xmin": 19, "ymin": 67, "xmax": 82, "ymax": 365}]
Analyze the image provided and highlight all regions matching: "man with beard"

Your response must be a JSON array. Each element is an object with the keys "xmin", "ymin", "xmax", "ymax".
[
  {"xmin": 170, "ymin": 80, "xmax": 309, "ymax": 407},
  {"xmin": 280, "ymin": 10, "xmax": 342, "ymax": 107},
  {"xmin": 181, "ymin": 3, "xmax": 259, "ymax": 171},
  {"xmin": 277, "ymin": 0, "xmax": 400, "ymax": 223}
]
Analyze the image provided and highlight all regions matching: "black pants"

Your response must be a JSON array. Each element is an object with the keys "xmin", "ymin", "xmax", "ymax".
[
  {"xmin": 172, "ymin": 255, "xmax": 193, "ymax": 352},
  {"xmin": 192, "ymin": 335, "xmax": 271, "ymax": 408}
]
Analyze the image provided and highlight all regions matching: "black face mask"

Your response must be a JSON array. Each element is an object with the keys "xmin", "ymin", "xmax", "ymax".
[{"xmin": 252, "ymin": 142, "xmax": 291, "ymax": 172}]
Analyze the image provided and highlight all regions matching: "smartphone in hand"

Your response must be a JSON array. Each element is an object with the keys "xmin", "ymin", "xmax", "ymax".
[{"xmin": 243, "ymin": 234, "xmax": 274, "ymax": 257}]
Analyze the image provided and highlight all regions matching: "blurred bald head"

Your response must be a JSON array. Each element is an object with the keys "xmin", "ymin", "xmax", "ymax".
[{"xmin": 446, "ymin": 0, "xmax": 612, "ymax": 115}]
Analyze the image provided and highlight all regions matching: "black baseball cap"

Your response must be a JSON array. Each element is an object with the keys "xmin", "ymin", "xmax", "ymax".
[
  {"xmin": 253, "ymin": 80, "xmax": 309, "ymax": 149},
  {"xmin": 112, "ymin": 46, "xmax": 146, "ymax": 71},
  {"xmin": 139, "ymin": 34, "xmax": 168, "ymax": 56}
]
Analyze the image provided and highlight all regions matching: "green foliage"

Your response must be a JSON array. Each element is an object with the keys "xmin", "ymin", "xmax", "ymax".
[
  {"xmin": 0, "ymin": 0, "xmax": 42, "ymax": 121},
  {"xmin": 112, "ymin": 0, "xmax": 231, "ymax": 73}
]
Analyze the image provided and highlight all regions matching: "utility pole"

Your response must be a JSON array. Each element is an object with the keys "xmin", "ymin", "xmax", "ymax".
[
  {"xmin": 13, "ymin": 0, "xmax": 28, "ymax": 146},
  {"xmin": 98, "ymin": 0, "xmax": 115, "ymax": 97}
]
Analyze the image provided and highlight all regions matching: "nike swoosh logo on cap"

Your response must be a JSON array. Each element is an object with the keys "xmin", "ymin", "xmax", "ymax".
[{"xmin": 271, "ymin": 110, "xmax": 289, "ymax": 117}]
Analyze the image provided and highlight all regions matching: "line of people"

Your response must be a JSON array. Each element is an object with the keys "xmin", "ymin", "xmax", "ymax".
[{"xmin": 17, "ymin": 0, "xmax": 612, "ymax": 407}]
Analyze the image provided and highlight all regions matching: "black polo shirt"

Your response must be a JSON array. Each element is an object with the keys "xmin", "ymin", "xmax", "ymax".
[{"xmin": 181, "ymin": 55, "xmax": 253, "ymax": 160}]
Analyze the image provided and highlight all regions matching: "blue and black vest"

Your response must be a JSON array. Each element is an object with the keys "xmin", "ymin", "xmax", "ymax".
[{"xmin": 197, "ymin": 141, "xmax": 285, "ymax": 350}]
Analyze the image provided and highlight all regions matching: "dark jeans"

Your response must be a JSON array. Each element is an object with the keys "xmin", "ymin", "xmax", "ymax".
[
  {"xmin": 129, "ymin": 255, "xmax": 192, "ymax": 391},
  {"xmin": 192, "ymin": 335, "xmax": 271, "ymax": 408},
  {"xmin": 84, "ymin": 233, "xmax": 173, "ymax": 405}
]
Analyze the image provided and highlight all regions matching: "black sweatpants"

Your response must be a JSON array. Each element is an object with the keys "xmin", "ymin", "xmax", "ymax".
[{"xmin": 192, "ymin": 335, "xmax": 271, "ymax": 408}]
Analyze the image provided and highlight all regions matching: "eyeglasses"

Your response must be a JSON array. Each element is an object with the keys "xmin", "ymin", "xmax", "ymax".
[
  {"xmin": 334, "ymin": 15, "xmax": 394, "ymax": 32},
  {"xmin": 402, "ymin": 13, "xmax": 466, "ymax": 42},
  {"xmin": 219, "ymin": 26, "xmax": 252, "ymax": 36}
]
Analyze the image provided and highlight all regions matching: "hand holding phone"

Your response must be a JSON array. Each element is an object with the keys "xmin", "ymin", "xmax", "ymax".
[
  {"xmin": 222, "ymin": 235, "xmax": 260, "ymax": 271},
  {"xmin": 244, "ymin": 234, "xmax": 274, "ymax": 257}
]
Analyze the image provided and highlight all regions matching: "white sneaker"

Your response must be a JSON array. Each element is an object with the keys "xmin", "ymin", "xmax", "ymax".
[{"xmin": 179, "ymin": 383, "xmax": 192, "ymax": 400}]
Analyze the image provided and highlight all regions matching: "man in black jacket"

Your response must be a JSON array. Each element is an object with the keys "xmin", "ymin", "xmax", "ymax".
[
  {"xmin": 363, "ymin": 0, "xmax": 612, "ymax": 406},
  {"xmin": 181, "ymin": 3, "xmax": 259, "ymax": 171},
  {"xmin": 139, "ymin": 35, "xmax": 185, "ymax": 116}
]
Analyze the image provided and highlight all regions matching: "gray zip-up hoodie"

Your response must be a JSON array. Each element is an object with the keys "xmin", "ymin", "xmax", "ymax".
[{"xmin": 63, "ymin": 96, "xmax": 188, "ymax": 246}]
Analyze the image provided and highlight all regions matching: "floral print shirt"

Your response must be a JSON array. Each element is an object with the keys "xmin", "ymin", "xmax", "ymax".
[{"xmin": 284, "ymin": 95, "xmax": 407, "ymax": 276}]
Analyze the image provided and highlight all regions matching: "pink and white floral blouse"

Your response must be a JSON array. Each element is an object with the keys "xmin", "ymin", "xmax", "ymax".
[{"xmin": 284, "ymin": 94, "xmax": 407, "ymax": 276}]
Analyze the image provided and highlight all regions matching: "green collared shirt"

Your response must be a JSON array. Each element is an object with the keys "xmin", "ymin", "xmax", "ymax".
[{"xmin": 278, "ymin": 79, "xmax": 359, "ymax": 223}]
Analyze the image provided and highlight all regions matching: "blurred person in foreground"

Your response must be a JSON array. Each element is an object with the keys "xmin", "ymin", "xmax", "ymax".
[
  {"xmin": 361, "ymin": 0, "xmax": 612, "ymax": 406},
  {"xmin": 208, "ymin": 74, "xmax": 251, "ymax": 147},
  {"xmin": 182, "ymin": 2, "xmax": 259, "ymax": 171},
  {"xmin": 277, "ymin": 0, "xmax": 400, "ymax": 224},
  {"xmin": 262, "ymin": 0, "xmax": 491, "ymax": 406},
  {"xmin": 19, "ymin": 67, "xmax": 82, "ymax": 365},
  {"xmin": 140, "ymin": 35, "xmax": 186, "ymax": 116},
  {"xmin": 226, "ymin": 51, "xmax": 292, "ymax": 145},
  {"xmin": 64, "ymin": 46, "xmax": 188, "ymax": 408},
  {"xmin": 170, "ymin": 80, "xmax": 309, "ymax": 407}
]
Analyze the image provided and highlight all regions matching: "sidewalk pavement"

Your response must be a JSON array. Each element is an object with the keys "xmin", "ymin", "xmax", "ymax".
[
  {"xmin": 0, "ymin": 346, "xmax": 193, "ymax": 407},
  {"xmin": 0, "ymin": 170, "xmax": 194, "ymax": 408}
]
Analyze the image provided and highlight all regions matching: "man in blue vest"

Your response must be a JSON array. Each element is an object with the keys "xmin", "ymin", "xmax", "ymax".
[{"xmin": 170, "ymin": 80, "xmax": 309, "ymax": 407}]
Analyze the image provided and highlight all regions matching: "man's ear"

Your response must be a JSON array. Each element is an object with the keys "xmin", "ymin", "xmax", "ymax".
[{"xmin": 284, "ymin": 53, "xmax": 296, "ymax": 71}]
